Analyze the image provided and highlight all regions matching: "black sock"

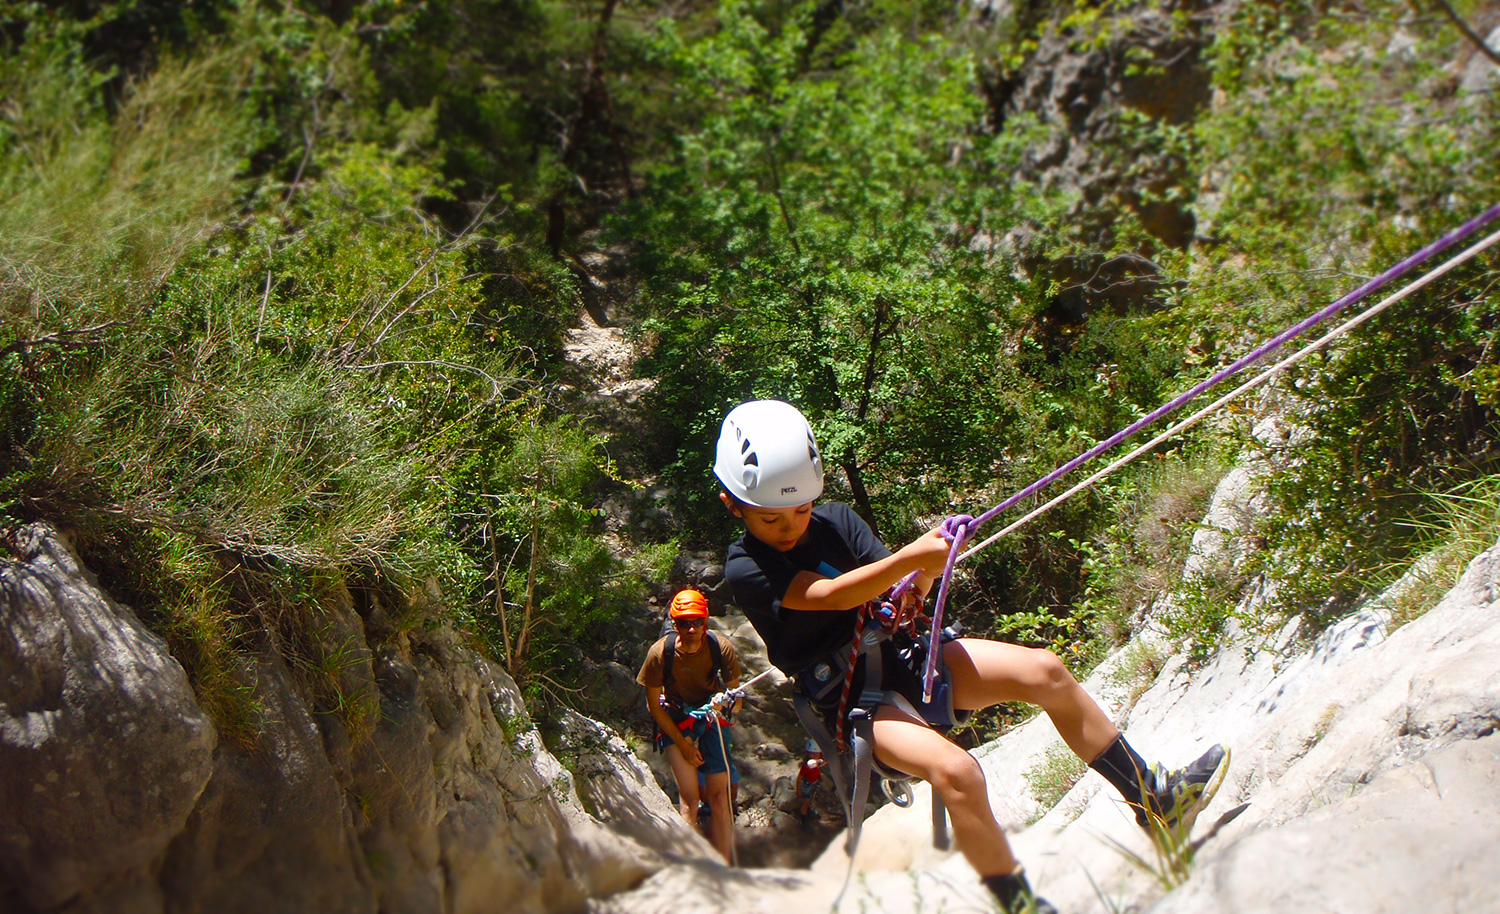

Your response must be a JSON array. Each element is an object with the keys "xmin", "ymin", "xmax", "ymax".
[
  {"xmin": 981, "ymin": 869, "xmax": 1032, "ymax": 911},
  {"xmin": 1089, "ymin": 734, "xmax": 1154, "ymax": 807}
]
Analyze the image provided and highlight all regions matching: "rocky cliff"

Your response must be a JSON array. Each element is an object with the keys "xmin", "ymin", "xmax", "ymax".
[
  {"xmin": 8, "ymin": 490, "xmax": 1498, "ymax": 913},
  {"xmin": 0, "ymin": 523, "xmax": 714, "ymax": 914}
]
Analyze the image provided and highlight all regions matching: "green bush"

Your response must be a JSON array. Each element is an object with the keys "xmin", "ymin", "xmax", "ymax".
[{"xmin": 0, "ymin": 3, "xmax": 675, "ymax": 720}]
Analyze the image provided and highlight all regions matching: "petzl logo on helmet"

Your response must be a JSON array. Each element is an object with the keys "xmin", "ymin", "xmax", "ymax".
[{"xmin": 780, "ymin": 485, "xmax": 798, "ymax": 495}]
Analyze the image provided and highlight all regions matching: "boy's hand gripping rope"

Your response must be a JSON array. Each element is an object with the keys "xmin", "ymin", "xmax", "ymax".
[{"xmin": 912, "ymin": 202, "xmax": 1500, "ymax": 703}]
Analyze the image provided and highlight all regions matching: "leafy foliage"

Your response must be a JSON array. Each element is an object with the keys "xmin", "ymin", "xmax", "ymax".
[
  {"xmin": 2, "ymin": 0, "xmax": 1499, "ymax": 733},
  {"xmin": 0, "ymin": 0, "xmax": 670, "ymax": 716}
]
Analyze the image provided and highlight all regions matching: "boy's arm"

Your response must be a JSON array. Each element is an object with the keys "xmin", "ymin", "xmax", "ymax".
[{"xmin": 781, "ymin": 524, "xmax": 951, "ymax": 612}]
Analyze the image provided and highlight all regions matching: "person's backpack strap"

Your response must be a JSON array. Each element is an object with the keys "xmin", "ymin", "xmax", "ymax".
[
  {"xmin": 662, "ymin": 631, "xmax": 677, "ymax": 691},
  {"xmin": 706, "ymin": 631, "xmax": 724, "ymax": 686},
  {"xmin": 663, "ymin": 630, "xmax": 726, "ymax": 692}
]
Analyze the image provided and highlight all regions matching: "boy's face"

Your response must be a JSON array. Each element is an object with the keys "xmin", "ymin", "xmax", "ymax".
[
  {"xmin": 721, "ymin": 494, "xmax": 814, "ymax": 552},
  {"xmin": 672, "ymin": 615, "xmax": 708, "ymax": 652}
]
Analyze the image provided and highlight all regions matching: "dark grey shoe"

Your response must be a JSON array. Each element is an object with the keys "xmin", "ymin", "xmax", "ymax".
[{"xmin": 1136, "ymin": 743, "xmax": 1227, "ymax": 831}]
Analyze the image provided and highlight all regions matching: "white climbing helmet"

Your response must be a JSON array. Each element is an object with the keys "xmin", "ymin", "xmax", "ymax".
[{"xmin": 713, "ymin": 400, "xmax": 824, "ymax": 508}]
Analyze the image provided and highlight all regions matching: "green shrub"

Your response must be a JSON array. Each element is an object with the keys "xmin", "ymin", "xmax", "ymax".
[{"xmin": 1025, "ymin": 742, "xmax": 1088, "ymax": 815}]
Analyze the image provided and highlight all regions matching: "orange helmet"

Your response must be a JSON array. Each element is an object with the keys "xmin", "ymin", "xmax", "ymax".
[{"xmin": 669, "ymin": 589, "xmax": 709, "ymax": 620}]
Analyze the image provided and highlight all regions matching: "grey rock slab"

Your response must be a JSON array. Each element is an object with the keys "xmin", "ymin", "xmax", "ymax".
[
  {"xmin": 797, "ymin": 538, "xmax": 1500, "ymax": 914},
  {"xmin": 0, "ymin": 524, "xmax": 215, "ymax": 910},
  {"xmin": 1149, "ymin": 734, "xmax": 1500, "ymax": 914}
]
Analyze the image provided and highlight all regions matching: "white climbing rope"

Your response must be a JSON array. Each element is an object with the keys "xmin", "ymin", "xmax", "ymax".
[{"xmin": 957, "ymin": 225, "xmax": 1500, "ymax": 563}]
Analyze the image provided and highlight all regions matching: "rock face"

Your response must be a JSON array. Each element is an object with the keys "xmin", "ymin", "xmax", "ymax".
[
  {"xmin": 0, "ymin": 523, "xmax": 713, "ymax": 914},
  {"xmin": 1009, "ymin": 533, "xmax": 1500, "ymax": 914},
  {"xmin": 994, "ymin": 1, "xmax": 1214, "ymax": 250},
  {"xmin": 0, "ymin": 524, "xmax": 215, "ymax": 912},
  {"xmin": 5, "ymin": 510, "xmax": 1497, "ymax": 913},
  {"xmin": 982, "ymin": 1, "xmax": 1223, "ymax": 337}
]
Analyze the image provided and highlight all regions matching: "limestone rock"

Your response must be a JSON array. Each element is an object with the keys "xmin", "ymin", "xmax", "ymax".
[
  {"xmin": 598, "ymin": 531, "xmax": 1500, "ymax": 913},
  {"xmin": 1009, "ymin": 534, "xmax": 1500, "ymax": 913},
  {"xmin": 1459, "ymin": 26, "xmax": 1500, "ymax": 95},
  {"xmin": 549, "ymin": 705, "xmax": 716, "ymax": 861},
  {"xmin": 0, "ymin": 523, "xmax": 694, "ymax": 913},
  {"xmin": 0, "ymin": 525, "xmax": 215, "ymax": 911},
  {"xmin": 1151, "ymin": 736, "xmax": 1500, "ymax": 914}
]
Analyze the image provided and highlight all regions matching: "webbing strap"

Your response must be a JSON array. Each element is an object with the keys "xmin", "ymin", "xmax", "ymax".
[
  {"xmin": 793, "ymin": 692, "xmax": 853, "ymax": 821},
  {"xmin": 795, "ymin": 632, "xmax": 952, "ymax": 873},
  {"xmin": 845, "ymin": 708, "xmax": 877, "ymax": 858}
]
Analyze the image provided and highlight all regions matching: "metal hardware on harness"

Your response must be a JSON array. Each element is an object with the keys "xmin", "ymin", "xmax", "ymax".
[
  {"xmin": 881, "ymin": 776, "xmax": 913, "ymax": 808},
  {"xmin": 793, "ymin": 595, "xmax": 959, "ymax": 864}
]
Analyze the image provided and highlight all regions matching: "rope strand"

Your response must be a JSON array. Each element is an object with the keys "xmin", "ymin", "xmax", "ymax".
[
  {"xmin": 957, "ymin": 224, "xmax": 1500, "ymax": 562},
  {"xmin": 918, "ymin": 203, "xmax": 1500, "ymax": 701}
]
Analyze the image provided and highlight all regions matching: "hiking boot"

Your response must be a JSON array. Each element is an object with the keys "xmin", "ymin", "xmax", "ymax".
[
  {"xmin": 1137, "ymin": 743, "xmax": 1226, "ymax": 831},
  {"xmin": 982, "ymin": 870, "xmax": 1060, "ymax": 914}
]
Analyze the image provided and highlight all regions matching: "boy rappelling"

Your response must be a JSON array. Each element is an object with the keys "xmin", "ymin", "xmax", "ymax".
[
  {"xmin": 715, "ymin": 399, "xmax": 1225, "ymax": 913},
  {"xmin": 636, "ymin": 588, "xmax": 744, "ymax": 863}
]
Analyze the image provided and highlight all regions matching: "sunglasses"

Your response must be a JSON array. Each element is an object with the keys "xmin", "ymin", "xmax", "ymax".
[{"xmin": 673, "ymin": 619, "xmax": 706, "ymax": 631}]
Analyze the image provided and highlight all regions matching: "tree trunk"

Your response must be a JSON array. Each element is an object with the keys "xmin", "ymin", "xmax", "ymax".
[{"xmin": 840, "ymin": 451, "xmax": 878, "ymax": 537}]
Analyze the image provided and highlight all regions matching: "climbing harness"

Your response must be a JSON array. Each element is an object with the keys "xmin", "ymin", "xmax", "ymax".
[
  {"xmin": 792, "ymin": 589, "xmax": 960, "ymax": 872},
  {"xmin": 792, "ymin": 590, "xmax": 964, "ymax": 905},
  {"xmin": 916, "ymin": 203, "xmax": 1500, "ymax": 702}
]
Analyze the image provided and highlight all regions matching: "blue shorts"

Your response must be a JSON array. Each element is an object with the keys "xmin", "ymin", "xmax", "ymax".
[{"xmin": 658, "ymin": 713, "xmax": 738, "ymax": 779}]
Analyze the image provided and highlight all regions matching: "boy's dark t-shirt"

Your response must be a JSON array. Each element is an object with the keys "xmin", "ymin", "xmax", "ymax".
[{"xmin": 724, "ymin": 502, "xmax": 890, "ymax": 675}]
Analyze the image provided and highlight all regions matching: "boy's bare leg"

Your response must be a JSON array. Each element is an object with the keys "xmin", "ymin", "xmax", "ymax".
[
  {"xmin": 871, "ymin": 705, "xmax": 1018, "ymax": 876},
  {"xmin": 665, "ymin": 744, "xmax": 703, "ymax": 826},
  {"xmin": 703, "ymin": 770, "xmax": 734, "ymax": 862},
  {"xmin": 944, "ymin": 638, "xmax": 1119, "ymax": 761}
]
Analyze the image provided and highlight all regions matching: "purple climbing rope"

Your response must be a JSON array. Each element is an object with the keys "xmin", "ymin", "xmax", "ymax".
[{"xmin": 920, "ymin": 202, "xmax": 1500, "ymax": 702}]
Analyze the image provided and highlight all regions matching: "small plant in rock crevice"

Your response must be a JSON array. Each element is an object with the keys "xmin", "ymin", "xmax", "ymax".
[{"xmin": 1025, "ymin": 742, "xmax": 1090, "ymax": 817}]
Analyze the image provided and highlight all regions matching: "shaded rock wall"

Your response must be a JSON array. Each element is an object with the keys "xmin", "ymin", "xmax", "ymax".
[
  {"xmin": 984, "ymin": 0, "xmax": 1227, "ymax": 335},
  {"xmin": 0, "ymin": 525, "xmax": 215, "ymax": 912},
  {"xmin": 0, "ymin": 523, "xmax": 711, "ymax": 914}
]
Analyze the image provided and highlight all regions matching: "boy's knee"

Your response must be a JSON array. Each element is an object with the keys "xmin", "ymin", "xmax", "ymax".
[
  {"xmin": 927, "ymin": 747, "xmax": 985, "ymax": 798},
  {"xmin": 1027, "ymin": 648, "xmax": 1073, "ymax": 692}
]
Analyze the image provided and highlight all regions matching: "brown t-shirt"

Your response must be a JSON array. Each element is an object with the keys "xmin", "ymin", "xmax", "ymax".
[{"xmin": 636, "ymin": 633, "xmax": 741, "ymax": 708}]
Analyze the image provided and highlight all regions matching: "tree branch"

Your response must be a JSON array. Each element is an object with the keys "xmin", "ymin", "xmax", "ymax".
[
  {"xmin": 1, "ymin": 322, "xmax": 123, "ymax": 358},
  {"xmin": 1433, "ymin": 0, "xmax": 1500, "ymax": 67}
]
